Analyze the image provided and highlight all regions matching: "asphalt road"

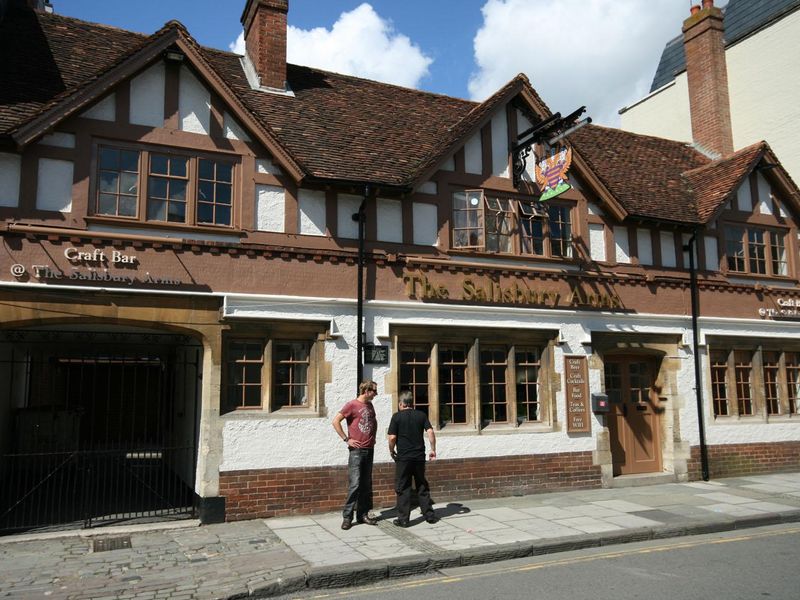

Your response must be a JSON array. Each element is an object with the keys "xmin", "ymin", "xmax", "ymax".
[{"xmin": 273, "ymin": 523, "xmax": 800, "ymax": 600}]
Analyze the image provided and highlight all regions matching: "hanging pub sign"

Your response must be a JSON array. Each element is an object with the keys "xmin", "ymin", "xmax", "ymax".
[
  {"xmin": 535, "ymin": 146, "xmax": 572, "ymax": 201},
  {"xmin": 363, "ymin": 343, "xmax": 389, "ymax": 365}
]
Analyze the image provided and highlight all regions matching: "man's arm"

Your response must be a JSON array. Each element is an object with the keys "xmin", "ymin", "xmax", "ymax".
[
  {"xmin": 388, "ymin": 434, "xmax": 398, "ymax": 460},
  {"xmin": 332, "ymin": 412, "xmax": 354, "ymax": 447},
  {"xmin": 426, "ymin": 427, "xmax": 436, "ymax": 459}
]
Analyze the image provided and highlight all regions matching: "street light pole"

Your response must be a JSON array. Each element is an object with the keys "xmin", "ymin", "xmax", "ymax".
[{"xmin": 686, "ymin": 229, "xmax": 710, "ymax": 481}]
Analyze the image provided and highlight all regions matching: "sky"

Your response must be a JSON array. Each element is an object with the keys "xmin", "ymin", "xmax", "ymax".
[{"xmin": 59, "ymin": 0, "xmax": 713, "ymax": 126}]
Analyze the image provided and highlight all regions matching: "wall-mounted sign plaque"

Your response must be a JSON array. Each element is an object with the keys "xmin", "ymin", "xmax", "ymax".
[
  {"xmin": 565, "ymin": 355, "xmax": 590, "ymax": 433},
  {"xmin": 364, "ymin": 343, "xmax": 389, "ymax": 365}
]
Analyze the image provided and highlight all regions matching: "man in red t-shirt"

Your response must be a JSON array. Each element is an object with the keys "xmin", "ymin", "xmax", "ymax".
[{"xmin": 332, "ymin": 380, "xmax": 379, "ymax": 530}]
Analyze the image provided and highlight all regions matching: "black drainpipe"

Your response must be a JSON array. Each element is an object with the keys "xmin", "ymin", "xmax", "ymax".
[
  {"xmin": 685, "ymin": 228, "xmax": 710, "ymax": 481},
  {"xmin": 355, "ymin": 184, "xmax": 369, "ymax": 390}
]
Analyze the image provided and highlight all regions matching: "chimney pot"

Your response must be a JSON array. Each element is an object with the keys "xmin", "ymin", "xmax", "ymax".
[
  {"xmin": 702, "ymin": 0, "xmax": 714, "ymax": 9},
  {"xmin": 690, "ymin": 5, "xmax": 701, "ymax": 15}
]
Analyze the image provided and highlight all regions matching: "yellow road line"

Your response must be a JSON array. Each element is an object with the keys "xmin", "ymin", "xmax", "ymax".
[{"xmin": 290, "ymin": 525, "xmax": 800, "ymax": 599}]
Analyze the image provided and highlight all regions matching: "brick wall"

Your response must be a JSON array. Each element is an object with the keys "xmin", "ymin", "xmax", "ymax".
[
  {"xmin": 688, "ymin": 441, "xmax": 800, "ymax": 480},
  {"xmin": 219, "ymin": 452, "xmax": 601, "ymax": 521}
]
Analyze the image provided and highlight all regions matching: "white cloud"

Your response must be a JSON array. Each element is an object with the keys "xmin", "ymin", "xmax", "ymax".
[
  {"xmin": 230, "ymin": 3, "xmax": 432, "ymax": 89},
  {"xmin": 469, "ymin": 0, "xmax": 690, "ymax": 125}
]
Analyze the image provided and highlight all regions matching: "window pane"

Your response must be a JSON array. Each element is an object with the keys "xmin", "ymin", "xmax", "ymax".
[
  {"xmin": 725, "ymin": 227, "xmax": 745, "ymax": 272},
  {"xmin": 217, "ymin": 162, "xmax": 233, "ymax": 183},
  {"xmin": 216, "ymin": 205, "xmax": 231, "ymax": 226},
  {"xmin": 99, "ymin": 147, "xmax": 119, "ymax": 170},
  {"xmin": 98, "ymin": 194, "xmax": 117, "ymax": 215},
  {"xmin": 99, "ymin": 171, "xmax": 118, "ymax": 193},
  {"xmin": 198, "ymin": 158, "xmax": 214, "ymax": 180},
  {"xmin": 243, "ymin": 386, "xmax": 261, "ymax": 407},
  {"xmin": 120, "ymin": 172, "xmax": 138, "ymax": 195},
  {"xmin": 198, "ymin": 180, "xmax": 214, "ymax": 201},
  {"xmin": 149, "ymin": 177, "xmax": 168, "ymax": 199},
  {"xmin": 119, "ymin": 196, "xmax": 137, "ymax": 217},
  {"xmin": 170, "ymin": 179, "xmax": 187, "ymax": 201},
  {"xmin": 480, "ymin": 346, "xmax": 508, "ymax": 424},
  {"xmin": 120, "ymin": 150, "xmax": 139, "ymax": 172},
  {"xmin": 167, "ymin": 200, "xmax": 186, "ymax": 222},
  {"xmin": 710, "ymin": 350, "xmax": 729, "ymax": 417},
  {"xmin": 150, "ymin": 154, "xmax": 169, "ymax": 175},
  {"xmin": 170, "ymin": 156, "xmax": 188, "ymax": 177},
  {"xmin": 216, "ymin": 183, "xmax": 232, "ymax": 205},
  {"xmin": 197, "ymin": 203, "xmax": 214, "ymax": 224},
  {"xmin": 147, "ymin": 199, "xmax": 166, "ymax": 221}
]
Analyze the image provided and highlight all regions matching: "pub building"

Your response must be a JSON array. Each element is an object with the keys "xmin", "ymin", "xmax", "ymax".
[{"xmin": 0, "ymin": 0, "xmax": 798, "ymax": 533}]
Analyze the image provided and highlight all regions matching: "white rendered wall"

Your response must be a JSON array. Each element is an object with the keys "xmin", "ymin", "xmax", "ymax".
[
  {"xmin": 219, "ymin": 295, "xmax": 727, "ymax": 472},
  {"xmin": 256, "ymin": 158, "xmax": 281, "ymax": 175},
  {"xmin": 179, "ymin": 66, "xmax": 211, "ymax": 135},
  {"xmin": 464, "ymin": 132, "xmax": 482, "ymax": 175},
  {"xmin": 376, "ymin": 198, "xmax": 402, "ymax": 243},
  {"xmin": 660, "ymin": 231, "xmax": 677, "ymax": 267},
  {"xmin": 38, "ymin": 132, "xmax": 76, "ymax": 149},
  {"xmin": 620, "ymin": 77, "xmax": 692, "ymax": 143},
  {"xmin": 637, "ymin": 229, "xmax": 653, "ymax": 265},
  {"xmin": 412, "ymin": 202, "xmax": 438, "ymax": 246},
  {"xmin": 613, "ymin": 226, "xmax": 630, "ymax": 264},
  {"xmin": 298, "ymin": 189, "xmax": 326, "ymax": 236},
  {"xmin": 589, "ymin": 224, "xmax": 606, "ymax": 262},
  {"xmin": 36, "ymin": 158, "xmax": 73, "ymax": 212},
  {"xmin": 337, "ymin": 194, "xmax": 361, "ymax": 239},
  {"xmin": 737, "ymin": 180, "xmax": 753, "ymax": 211},
  {"xmin": 255, "ymin": 184, "xmax": 285, "ymax": 232},
  {"xmin": 491, "ymin": 110, "xmax": 509, "ymax": 178},
  {"xmin": 223, "ymin": 112, "xmax": 250, "ymax": 141},
  {"xmin": 82, "ymin": 94, "xmax": 115, "ymax": 121},
  {"xmin": 129, "ymin": 63, "xmax": 165, "ymax": 128},
  {"xmin": 0, "ymin": 153, "xmax": 21, "ymax": 207},
  {"xmin": 704, "ymin": 236, "xmax": 718, "ymax": 271},
  {"xmin": 516, "ymin": 110, "xmax": 536, "ymax": 183}
]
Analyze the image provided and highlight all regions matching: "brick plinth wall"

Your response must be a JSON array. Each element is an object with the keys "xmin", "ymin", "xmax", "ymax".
[
  {"xmin": 220, "ymin": 452, "xmax": 601, "ymax": 521},
  {"xmin": 688, "ymin": 442, "xmax": 800, "ymax": 480}
]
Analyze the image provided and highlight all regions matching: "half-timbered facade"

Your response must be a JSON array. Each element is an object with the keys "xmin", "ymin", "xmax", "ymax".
[{"xmin": 1, "ymin": 0, "xmax": 799, "ymax": 532}]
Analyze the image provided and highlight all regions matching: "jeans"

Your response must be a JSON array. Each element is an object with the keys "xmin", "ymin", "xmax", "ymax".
[
  {"xmin": 342, "ymin": 448, "xmax": 374, "ymax": 520},
  {"xmin": 394, "ymin": 459, "xmax": 434, "ymax": 523}
]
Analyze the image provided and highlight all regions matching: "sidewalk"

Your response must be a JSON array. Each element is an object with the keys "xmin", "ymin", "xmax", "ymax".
[{"xmin": 2, "ymin": 472, "xmax": 800, "ymax": 599}]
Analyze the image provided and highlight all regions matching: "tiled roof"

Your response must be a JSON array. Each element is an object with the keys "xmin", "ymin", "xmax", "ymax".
[
  {"xmin": 570, "ymin": 125, "xmax": 710, "ymax": 223},
  {"xmin": 650, "ymin": 0, "xmax": 800, "ymax": 91},
  {"xmin": 683, "ymin": 142, "xmax": 766, "ymax": 221},
  {"xmin": 201, "ymin": 48, "xmax": 476, "ymax": 187},
  {"xmin": 0, "ymin": 7, "xmax": 148, "ymax": 137}
]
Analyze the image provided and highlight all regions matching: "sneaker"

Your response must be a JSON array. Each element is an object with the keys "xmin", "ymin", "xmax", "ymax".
[
  {"xmin": 392, "ymin": 519, "xmax": 409, "ymax": 527},
  {"xmin": 341, "ymin": 519, "xmax": 353, "ymax": 530},
  {"xmin": 357, "ymin": 515, "xmax": 378, "ymax": 525}
]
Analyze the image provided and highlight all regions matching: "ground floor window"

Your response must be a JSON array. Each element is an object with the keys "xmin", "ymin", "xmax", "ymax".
[
  {"xmin": 394, "ymin": 328, "xmax": 554, "ymax": 430},
  {"xmin": 710, "ymin": 344, "xmax": 800, "ymax": 419},
  {"xmin": 223, "ymin": 325, "xmax": 324, "ymax": 415}
]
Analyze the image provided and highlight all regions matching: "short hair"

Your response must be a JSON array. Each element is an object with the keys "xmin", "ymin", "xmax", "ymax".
[
  {"xmin": 398, "ymin": 390, "xmax": 413, "ymax": 406},
  {"xmin": 359, "ymin": 380, "xmax": 377, "ymax": 394}
]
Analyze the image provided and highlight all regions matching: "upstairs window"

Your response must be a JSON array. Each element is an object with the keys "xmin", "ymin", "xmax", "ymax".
[
  {"xmin": 94, "ymin": 145, "xmax": 235, "ymax": 228},
  {"xmin": 724, "ymin": 225, "xmax": 788, "ymax": 277},
  {"xmin": 452, "ymin": 190, "xmax": 573, "ymax": 258}
]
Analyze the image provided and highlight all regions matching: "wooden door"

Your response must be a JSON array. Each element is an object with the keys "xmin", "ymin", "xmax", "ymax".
[{"xmin": 604, "ymin": 357, "xmax": 662, "ymax": 476}]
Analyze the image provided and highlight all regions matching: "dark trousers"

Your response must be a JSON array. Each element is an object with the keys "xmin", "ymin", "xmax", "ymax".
[
  {"xmin": 395, "ymin": 459, "xmax": 434, "ymax": 522},
  {"xmin": 342, "ymin": 448, "xmax": 374, "ymax": 520}
]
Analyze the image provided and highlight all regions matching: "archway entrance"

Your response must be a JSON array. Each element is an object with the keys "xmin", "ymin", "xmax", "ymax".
[
  {"xmin": 604, "ymin": 356, "xmax": 663, "ymax": 476},
  {"xmin": 0, "ymin": 327, "xmax": 202, "ymax": 534}
]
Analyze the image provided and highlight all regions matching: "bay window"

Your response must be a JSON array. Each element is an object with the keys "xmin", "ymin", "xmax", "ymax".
[
  {"xmin": 724, "ymin": 225, "xmax": 788, "ymax": 276},
  {"xmin": 452, "ymin": 190, "xmax": 573, "ymax": 259}
]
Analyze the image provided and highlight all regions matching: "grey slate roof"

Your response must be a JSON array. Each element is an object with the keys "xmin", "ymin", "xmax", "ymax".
[{"xmin": 649, "ymin": 0, "xmax": 800, "ymax": 92}]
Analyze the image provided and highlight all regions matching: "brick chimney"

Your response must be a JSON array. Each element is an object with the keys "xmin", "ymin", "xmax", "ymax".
[
  {"xmin": 682, "ymin": 0, "xmax": 734, "ymax": 156},
  {"xmin": 241, "ymin": 0, "xmax": 288, "ymax": 91}
]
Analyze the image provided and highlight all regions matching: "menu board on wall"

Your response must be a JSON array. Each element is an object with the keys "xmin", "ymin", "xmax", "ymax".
[{"xmin": 565, "ymin": 355, "xmax": 590, "ymax": 433}]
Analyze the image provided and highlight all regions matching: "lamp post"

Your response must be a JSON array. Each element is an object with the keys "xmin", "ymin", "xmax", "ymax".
[
  {"xmin": 354, "ymin": 184, "xmax": 369, "ymax": 390},
  {"xmin": 685, "ymin": 229, "xmax": 710, "ymax": 481}
]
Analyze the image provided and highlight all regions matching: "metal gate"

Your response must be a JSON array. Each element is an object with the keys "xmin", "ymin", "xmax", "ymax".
[{"xmin": 0, "ymin": 329, "xmax": 201, "ymax": 535}]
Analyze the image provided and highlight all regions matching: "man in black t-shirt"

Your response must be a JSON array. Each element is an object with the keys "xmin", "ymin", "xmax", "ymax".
[{"xmin": 387, "ymin": 390, "xmax": 438, "ymax": 527}]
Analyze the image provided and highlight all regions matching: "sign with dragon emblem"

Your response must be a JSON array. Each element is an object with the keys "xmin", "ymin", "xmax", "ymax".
[{"xmin": 535, "ymin": 146, "xmax": 572, "ymax": 201}]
